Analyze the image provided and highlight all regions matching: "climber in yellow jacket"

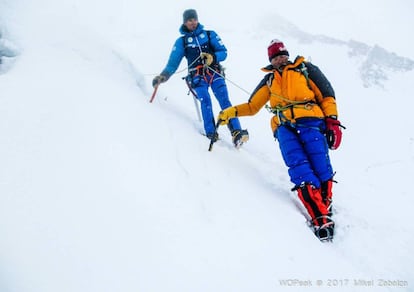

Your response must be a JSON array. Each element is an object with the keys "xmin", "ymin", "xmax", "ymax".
[{"xmin": 218, "ymin": 39, "xmax": 345, "ymax": 241}]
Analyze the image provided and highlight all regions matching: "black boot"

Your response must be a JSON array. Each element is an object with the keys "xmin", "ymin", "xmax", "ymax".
[
  {"xmin": 312, "ymin": 216, "xmax": 335, "ymax": 242},
  {"xmin": 231, "ymin": 129, "xmax": 249, "ymax": 148}
]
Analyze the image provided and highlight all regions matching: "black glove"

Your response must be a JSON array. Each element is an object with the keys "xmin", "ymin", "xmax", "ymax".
[{"xmin": 152, "ymin": 74, "xmax": 167, "ymax": 88}]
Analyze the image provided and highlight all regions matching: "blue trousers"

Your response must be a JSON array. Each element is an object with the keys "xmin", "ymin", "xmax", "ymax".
[
  {"xmin": 192, "ymin": 73, "xmax": 241, "ymax": 135},
  {"xmin": 275, "ymin": 118, "xmax": 334, "ymax": 188}
]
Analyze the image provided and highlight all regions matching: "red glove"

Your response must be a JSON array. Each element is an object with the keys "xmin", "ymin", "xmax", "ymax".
[{"xmin": 325, "ymin": 116, "xmax": 345, "ymax": 150}]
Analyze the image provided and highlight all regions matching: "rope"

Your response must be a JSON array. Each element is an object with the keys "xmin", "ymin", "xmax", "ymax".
[
  {"xmin": 265, "ymin": 101, "xmax": 317, "ymax": 129},
  {"xmin": 268, "ymin": 91, "xmax": 315, "ymax": 106},
  {"xmin": 145, "ymin": 56, "xmax": 202, "ymax": 77},
  {"xmin": 265, "ymin": 101, "xmax": 315, "ymax": 114},
  {"xmin": 148, "ymin": 55, "xmax": 251, "ymax": 96},
  {"xmin": 205, "ymin": 64, "xmax": 251, "ymax": 96},
  {"xmin": 175, "ymin": 56, "xmax": 202, "ymax": 75}
]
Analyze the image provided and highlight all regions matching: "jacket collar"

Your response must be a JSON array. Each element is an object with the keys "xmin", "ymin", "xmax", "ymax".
[
  {"xmin": 179, "ymin": 23, "xmax": 204, "ymax": 36},
  {"xmin": 261, "ymin": 56, "xmax": 305, "ymax": 73}
]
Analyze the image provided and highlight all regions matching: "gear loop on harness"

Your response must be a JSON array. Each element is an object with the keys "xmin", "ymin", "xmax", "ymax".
[
  {"xmin": 265, "ymin": 101, "xmax": 316, "ymax": 115},
  {"xmin": 187, "ymin": 64, "xmax": 216, "ymax": 87},
  {"xmin": 265, "ymin": 100, "xmax": 318, "ymax": 130}
]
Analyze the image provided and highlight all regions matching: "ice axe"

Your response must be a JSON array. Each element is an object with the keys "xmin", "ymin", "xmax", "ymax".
[
  {"xmin": 183, "ymin": 76, "xmax": 202, "ymax": 122},
  {"xmin": 208, "ymin": 119, "xmax": 222, "ymax": 152},
  {"xmin": 149, "ymin": 83, "xmax": 159, "ymax": 103}
]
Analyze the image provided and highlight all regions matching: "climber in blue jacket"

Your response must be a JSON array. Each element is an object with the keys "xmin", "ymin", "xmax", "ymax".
[{"xmin": 152, "ymin": 9, "xmax": 249, "ymax": 148}]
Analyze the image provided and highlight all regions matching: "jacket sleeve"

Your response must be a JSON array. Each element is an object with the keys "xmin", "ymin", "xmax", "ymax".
[
  {"xmin": 235, "ymin": 75, "xmax": 271, "ymax": 116},
  {"xmin": 306, "ymin": 62, "xmax": 338, "ymax": 117},
  {"xmin": 208, "ymin": 30, "xmax": 227, "ymax": 63},
  {"xmin": 160, "ymin": 37, "xmax": 186, "ymax": 79}
]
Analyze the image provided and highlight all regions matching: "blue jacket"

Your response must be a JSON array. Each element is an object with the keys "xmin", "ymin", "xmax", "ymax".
[{"xmin": 161, "ymin": 23, "xmax": 227, "ymax": 79}]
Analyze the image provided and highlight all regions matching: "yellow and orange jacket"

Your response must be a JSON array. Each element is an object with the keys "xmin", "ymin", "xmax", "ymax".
[{"xmin": 234, "ymin": 56, "xmax": 338, "ymax": 133}]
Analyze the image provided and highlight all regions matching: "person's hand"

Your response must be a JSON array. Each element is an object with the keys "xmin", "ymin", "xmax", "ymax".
[
  {"xmin": 200, "ymin": 52, "xmax": 214, "ymax": 66},
  {"xmin": 218, "ymin": 107, "xmax": 237, "ymax": 125},
  {"xmin": 325, "ymin": 116, "xmax": 344, "ymax": 150},
  {"xmin": 152, "ymin": 75, "xmax": 167, "ymax": 88}
]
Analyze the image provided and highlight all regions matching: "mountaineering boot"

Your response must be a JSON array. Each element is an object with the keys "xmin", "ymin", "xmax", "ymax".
[
  {"xmin": 296, "ymin": 183, "xmax": 334, "ymax": 241},
  {"xmin": 312, "ymin": 217, "xmax": 335, "ymax": 242},
  {"xmin": 231, "ymin": 129, "xmax": 249, "ymax": 148},
  {"xmin": 206, "ymin": 132, "xmax": 219, "ymax": 143},
  {"xmin": 321, "ymin": 179, "xmax": 334, "ymax": 216}
]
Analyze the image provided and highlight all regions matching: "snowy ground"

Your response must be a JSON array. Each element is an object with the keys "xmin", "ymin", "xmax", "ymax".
[{"xmin": 1, "ymin": 0, "xmax": 413, "ymax": 291}]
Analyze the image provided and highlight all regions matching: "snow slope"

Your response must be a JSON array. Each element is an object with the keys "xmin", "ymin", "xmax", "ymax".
[{"xmin": 1, "ymin": 0, "xmax": 413, "ymax": 291}]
